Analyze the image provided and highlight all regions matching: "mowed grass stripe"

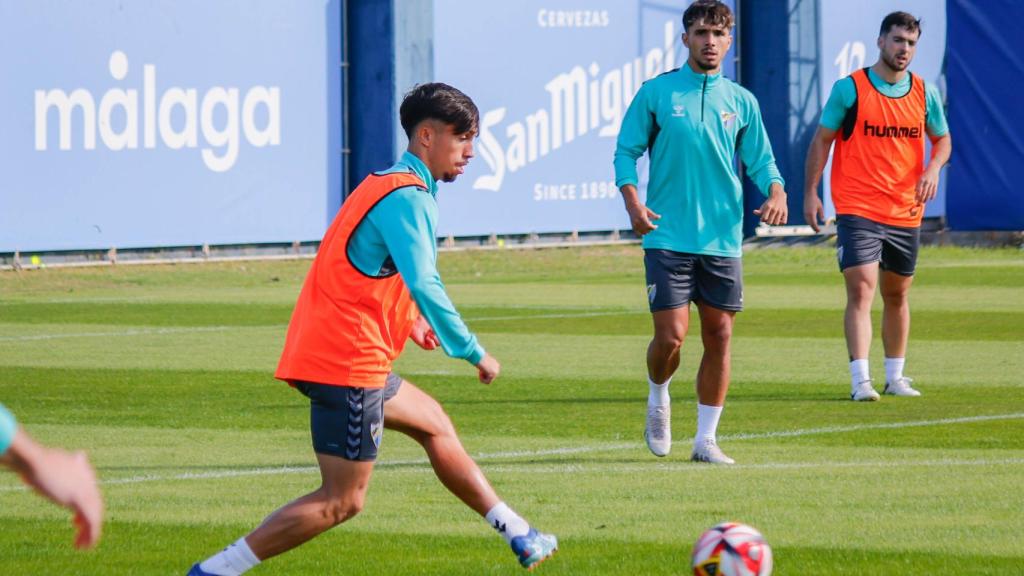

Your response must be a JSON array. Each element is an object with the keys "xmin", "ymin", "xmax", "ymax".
[
  {"xmin": 1, "ymin": 519, "xmax": 1020, "ymax": 576},
  {"xmin": 1, "ymin": 302, "xmax": 1021, "ymax": 341},
  {"xmin": 467, "ymin": 307, "xmax": 1023, "ymax": 341},
  {"xmin": 2, "ymin": 412, "xmax": 1020, "ymax": 494},
  {"xmin": 5, "ymin": 456, "xmax": 1022, "ymax": 496},
  {"xmin": 0, "ymin": 301, "xmax": 295, "ymax": 326},
  {"xmin": 3, "ymin": 365, "xmax": 1022, "ymax": 450}
]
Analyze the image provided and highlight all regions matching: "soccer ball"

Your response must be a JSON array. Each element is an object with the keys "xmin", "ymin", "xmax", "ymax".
[{"xmin": 691, "ymin": 522, "xmax": 773, "ymax": 576}]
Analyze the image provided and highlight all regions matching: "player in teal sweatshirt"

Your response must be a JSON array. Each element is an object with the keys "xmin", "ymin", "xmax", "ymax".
[{"xmin": 613, "ymin": 0, "xmax": 788, "ymax": 465}]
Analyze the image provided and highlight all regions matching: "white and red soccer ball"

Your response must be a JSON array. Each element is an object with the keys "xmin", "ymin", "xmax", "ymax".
[{"xmin": 691, "ymin": 522, "xmax": 773, "ymax": 576}]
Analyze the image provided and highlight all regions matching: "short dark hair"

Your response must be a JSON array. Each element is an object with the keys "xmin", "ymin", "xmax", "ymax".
[
  {"xmin": 879, "ymin": 11, "xmax": 921, "ymax": 37},
  {"xmin": 399, "ymin": 83, "xmax": 479, "ymax": 138},
  {"xmin": 682, "ymin": 0, "xmax": 734, "ymax": 31}
]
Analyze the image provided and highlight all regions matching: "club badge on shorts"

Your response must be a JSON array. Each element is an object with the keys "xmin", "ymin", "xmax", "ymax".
[{"xmin": 370, "ymin": 420, "xmax": 383, "ymax": 448}]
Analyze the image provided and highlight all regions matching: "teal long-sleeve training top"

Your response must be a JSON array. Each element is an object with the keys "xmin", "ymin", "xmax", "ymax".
[
  {"xmin": 0, "ymin": 403, "xmax": 16, "ymax": 455},
  {"xmin": 614, "ymin": 63, "xmax": 784, "ymax": 258},
  {"xmin": 346, "ymin": 151, "xmax": 485, "ymax": 366}
]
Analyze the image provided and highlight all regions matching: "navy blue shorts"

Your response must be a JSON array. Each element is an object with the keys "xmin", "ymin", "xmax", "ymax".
[
  {"xmin": 836, "ymin": 214, "xmax": 920, "ymax": 276},
  {"xmin": 294, "ymin": 373, "xmax": 403, "ymax": 462},
  {"xmin": 643, "ymin": 249, "xmax": 743, "ymax": 312}
]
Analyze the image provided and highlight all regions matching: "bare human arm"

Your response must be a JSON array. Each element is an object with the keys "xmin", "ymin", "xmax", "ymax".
[
  {"xmin": 803, "ymin": 125, "xmax": 839, "ymax": 232},
  {"xmin": 0, "ymin": 428, "xmax": 103, "ymax": 549},
  {"xmin": 916, "ymin": 132, "xmax": 952, "ymax": 204},
  {"xmin": 619, "ymin": 184, "xmax": 661, "ymax": 236}
]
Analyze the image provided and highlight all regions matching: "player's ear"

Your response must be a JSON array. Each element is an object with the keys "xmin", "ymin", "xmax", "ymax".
[{"xmin": 415, "ymin": 121, "xmax": 434, "ymax": 149}]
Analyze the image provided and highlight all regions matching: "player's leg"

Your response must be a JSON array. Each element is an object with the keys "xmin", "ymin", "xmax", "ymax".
[
  {"xmin": 382, "ymin": 375, "xmax": 498, "ymax": 515},
  {"xmin": 244, "ymin": 453, "xmax": 374, "ymax": 559},
  {"xmin": 642, "ymin": 249, "xmax": 696, "ymax": 457},
  {"xmin": 189, "ymin": 383, "xmax": 383, "ymax": 576},
  {"xmin": 644, "ymin": 307, "xmax": 689, "ymax": 457},
  {"xmin": 690, "ymin": 256, "xmax": 741, "ymax": 465},
  {"xmin": 695, "ymin": 303, "xmax": 735, "ymax": 407},
  {"xmin": 837, "ymin": 216, "xmax": 884, "ymax": 401},
  {"xmin": 382, "ymin": 376, "xmax": 557, "ymax": 569},
  {"xmin": 843, "ymin": 263, "xmax": 879, "ymax": 361},
  {"xmin": 879, "ymin": 224, "xmax": 921, "ymax": 396},
  {"xmin": 879, "ymin": 271, "xmax": 913, "ymax": 360},
  {"xmin": 648, "ymin": 307, "xmax": 691, "ymax": 384}
]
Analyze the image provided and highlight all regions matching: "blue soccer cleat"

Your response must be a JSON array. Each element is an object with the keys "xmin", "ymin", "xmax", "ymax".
[
  {"xmin": 186, "ymin": 563, "xmax": 217, "ymax": 576},
  {"xmin": 510, "ymin": 528, "xmax": 558, "ymax": 570}
]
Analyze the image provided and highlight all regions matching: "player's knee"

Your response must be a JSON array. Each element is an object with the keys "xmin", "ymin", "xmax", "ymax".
[
  {"xmin": 422, "ymin": 403, "xmax": 457, "ymax": 440},
  {"xmin": 702, "ymin": 323, "xmax": 732, "ymax": 349},
  {"xmin": 880, "ymin": 286, "xmax": 908, "ymax": 305},
  {"xmin": 322, "ymin": 497, "xmax": 364, "ymax": 526},
  {"xmin": 847, "ymin": 286, "xmax": 874, "ymax": 308},
  {"xmin": 653, "ymin": 332, "xmax": 684, "ymax": 353}
]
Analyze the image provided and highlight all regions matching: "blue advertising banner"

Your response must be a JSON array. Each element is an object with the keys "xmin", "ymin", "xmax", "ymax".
[
  {"xmin": 432, "ymin": 1, "xmax": 735, "ymax": 237},
  {"xmin": 946, "ymin": 0, "xmax": 1024, "ymax": 231},
  {"xmin": 817, "ymin": 1, "xmax": 947, "ymax": 219},
  {"xmin": 0, "ymin": 1, "xmax": 342, "ymax": 252}
]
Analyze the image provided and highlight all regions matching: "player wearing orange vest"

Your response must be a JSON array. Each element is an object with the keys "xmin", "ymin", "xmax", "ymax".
[
  {"xmin": 189, "ymin": 84, "xmax": 556, "ymax": 576},
  {"xmin": 803, "ymin": 12, "xmax": 952, "ymax": 401}
]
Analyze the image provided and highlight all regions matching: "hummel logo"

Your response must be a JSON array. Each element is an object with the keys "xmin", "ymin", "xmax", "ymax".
[{"xmin": 493, "ymin": 520, "xmax": 507, "ymax": 533}]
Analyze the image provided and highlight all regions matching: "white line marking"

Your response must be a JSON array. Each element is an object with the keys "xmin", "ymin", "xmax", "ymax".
[
  {"xmin": 0, "ymin": 326, "xmax": 244, "ymax": 342},
  {"xmin": 477, "ymin": 457, "xmax": 1024, "ymax": 475},
  {"xmin": 2, "ymin": 412, "xmax": 1020, "ymax": 492}
]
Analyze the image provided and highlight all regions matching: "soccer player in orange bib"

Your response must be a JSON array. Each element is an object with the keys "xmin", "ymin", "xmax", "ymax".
[
  {"xmin": 803, "ymin": 12, "xmax": 952, "ymax": 401},
  {"xmin": 189, "ymin": 84, "xmax": 556, "ymax": 575}
]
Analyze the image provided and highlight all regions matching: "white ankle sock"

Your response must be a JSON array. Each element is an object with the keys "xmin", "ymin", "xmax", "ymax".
[
  {"xmin": 695, "ymin": 404, "xmax": 723, "ymax": 444},
  {"xmin": 648, "ymin": 375, "xmax": 672, "ymax": 407},
  {"xmin": 485, "ymin": 502, "xmax": 530, "ymax": 543},
  {"xmin": 199, "ymin": 537, "xmax": 260, "ymax": 576},
  {"xmin": 884, "ymin": 357, "xmax": 905, "ymax": 384},
  {"xmin": 850, "ymin": 359, "xmax": 870, "ymax": 388}
]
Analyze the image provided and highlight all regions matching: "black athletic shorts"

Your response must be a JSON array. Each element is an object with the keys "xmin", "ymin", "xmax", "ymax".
[
  {"xmin": 294, "ymin": 373, "xmax": 403, "ymax": 462},
  {"xmin": 643, "ymin": 249, "xmax": 743, "ymax": 312},
  {"xmin": 836, "ymin": 214, "xmax": 920, "ymax": 276}
]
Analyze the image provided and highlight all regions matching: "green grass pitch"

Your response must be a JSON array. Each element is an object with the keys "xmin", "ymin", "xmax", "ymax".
[{"xmin": 1, "ymin": 245, "xmax": 1022, "ymax": 574}]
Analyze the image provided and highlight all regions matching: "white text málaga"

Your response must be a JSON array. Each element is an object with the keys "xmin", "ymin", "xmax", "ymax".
[{"xmin": 34, "ymin": 51, "xmax": 281, "ymax": 173}]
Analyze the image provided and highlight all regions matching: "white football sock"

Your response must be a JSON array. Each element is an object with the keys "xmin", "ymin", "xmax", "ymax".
[
  {"xmin": 648, "ymin": 375, "xmax": 672, "ymax": 407},
  {"xmin": 199, "ymin": 537, "xmax": 261, "ymax": 576},
  {"xmin": 485, "ymin": 502, "xmax": 530, "ymax": 543},
  {"xmin": 850, "ymin": 359, "xmax": 870, "ymax": 388},
  {"xmin": 884, "ymin": 357, "xmax": 905, "ymax": 384},
  {"xmin": 695, "ymin": 403, "xmax": 723, "ymax": 445}
]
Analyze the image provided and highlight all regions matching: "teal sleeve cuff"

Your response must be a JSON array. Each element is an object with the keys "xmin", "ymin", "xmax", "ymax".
[
  {"xmin": 466, "ymin": 344, "xmax": 486, "ymax": 366},
  {"xmin": 762, "ymin": 176, "xmax": 786, "ymax": 197},
  {"xmin": 615, "ymin": 175, "xmax": 639, "ymax": 189},
  {"xmin": 0, "ymin": 403, "xmax": 17, "ymax": 456}
]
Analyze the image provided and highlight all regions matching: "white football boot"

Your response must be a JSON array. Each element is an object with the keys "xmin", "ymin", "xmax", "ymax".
[
  {"xmin": 690, "ymin": 438, "xmax": 735, "ymax": 465},
  {"xmin": 884, "ymin": 377, "xmax": 921, "ymax": 397},
  {"xmin": 644, "ymin": 404, "xmax": 671, "ymax": 457},
  {"xmin": 851, "ymin": 380, "xmax": 881, "ymax": 401}
]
